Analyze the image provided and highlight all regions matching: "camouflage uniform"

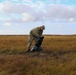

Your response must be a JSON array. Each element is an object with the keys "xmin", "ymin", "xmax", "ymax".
[{"xmin": 27, "ymin": 27, "xmax": 43, "ymax": 50}]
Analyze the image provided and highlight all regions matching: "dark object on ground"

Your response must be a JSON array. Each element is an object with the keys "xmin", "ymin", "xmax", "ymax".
[
  {"xmin": 25, "ymin": 36, "xmax": 44, "ymax": 53},
  {"xmin": 30, "ymin": 36, "xmax": 44, "ymax": 52}
]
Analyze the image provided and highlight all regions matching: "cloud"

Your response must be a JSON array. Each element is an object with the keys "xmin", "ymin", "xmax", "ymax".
[
  {"xmin": 69, "ymin": 18, "xmax": 76, "ymax": 22},
  {"xmin": 2, "ymin": 3, "xmax": 34, "ymax": 14},
  {"xmin": 4, "ymin": 22, "xmax": 12, "ymax": 26},
  {"xmin": 0, "ymin": 1, "xmax": 76, "ymax": 22},
  {"xmin": 22, "ymin": 13, "xmax": 35, "ymax": 22},
  {"xmin": 45, "ymin": 4, "xmax": 76, "ymax": 21},
  {"xmin": 2, "ymin": 1, "xmax": 46, "ymax": 13},
  {"xmin": 1, "ymin": 1, "xmax": 46, "ymax": 22}
]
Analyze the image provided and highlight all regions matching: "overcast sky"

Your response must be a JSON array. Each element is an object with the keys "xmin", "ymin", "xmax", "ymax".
[{"xmin": 0, "ymin": 0, "xmax": 76, "ymax": 35}]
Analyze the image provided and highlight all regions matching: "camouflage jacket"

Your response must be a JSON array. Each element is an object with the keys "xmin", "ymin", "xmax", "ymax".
[{"xmin": 30, "ymin": 27, "xmax": 43, "ymax": 37}]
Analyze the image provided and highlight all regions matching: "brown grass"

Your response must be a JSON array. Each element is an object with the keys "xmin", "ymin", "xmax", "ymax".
[{"xmin": 0, "ymin": 35, "xmax": 76, "ymax": 75}]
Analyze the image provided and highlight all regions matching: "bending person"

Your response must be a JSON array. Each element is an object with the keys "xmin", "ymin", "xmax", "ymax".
[{"xmin": 25, "ymin": 25, "xmax": 45, "ymax": 52}]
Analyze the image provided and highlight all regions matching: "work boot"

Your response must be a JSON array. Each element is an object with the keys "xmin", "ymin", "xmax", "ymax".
[
  {"xmin": 24, "ymin": 49, "xmax": 30, "ymax": 53},
  {"xmin": 30, "ymin": 45, "xmax": 38, "ymax": 52}
]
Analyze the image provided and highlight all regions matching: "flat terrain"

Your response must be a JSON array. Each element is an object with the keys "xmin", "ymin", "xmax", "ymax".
[{"xmin": 0, "ymin": 35, "xmax": 76, "ymax": 75}]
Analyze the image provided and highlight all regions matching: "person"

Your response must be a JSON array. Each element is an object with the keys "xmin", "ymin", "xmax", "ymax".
[{"xmin": 26, "ymin": 25, "xmax": 45, "ymax": 52}]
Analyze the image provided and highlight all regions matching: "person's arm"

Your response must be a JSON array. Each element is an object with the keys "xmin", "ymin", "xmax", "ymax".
[{"xmin": 32, "ymin": 31, "xmax": 40, "ymax": 38}]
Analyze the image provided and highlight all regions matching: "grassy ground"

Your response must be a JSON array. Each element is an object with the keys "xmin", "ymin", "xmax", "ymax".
[{"xmin": 0, "ymin": 35, "xmax": 76, "ymax": 75}]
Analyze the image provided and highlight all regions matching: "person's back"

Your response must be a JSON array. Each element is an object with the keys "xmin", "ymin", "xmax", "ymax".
[{"xmin": 30, "ymin": 27, "xmax": 43, "ymax": 38}]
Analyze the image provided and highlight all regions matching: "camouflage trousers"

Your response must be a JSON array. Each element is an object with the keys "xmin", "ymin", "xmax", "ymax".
[{"xmin": 27, "ymin": 35, "xmax": 38, "ymax": 50}]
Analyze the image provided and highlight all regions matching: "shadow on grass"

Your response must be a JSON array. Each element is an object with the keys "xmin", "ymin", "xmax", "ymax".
[{"xmin": 0, "ymin": 49, "xmax": 76, "ymax": 59}]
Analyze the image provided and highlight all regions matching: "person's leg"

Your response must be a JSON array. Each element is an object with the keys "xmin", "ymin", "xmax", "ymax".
[
  {"xmin": 30, "ymin": 38, "xmax": 38, "ymax": 52},
  {"xmin": 26, "ymin": 35, "xmax": 34, "ymax": 51}
]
